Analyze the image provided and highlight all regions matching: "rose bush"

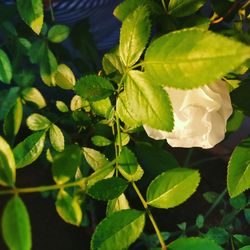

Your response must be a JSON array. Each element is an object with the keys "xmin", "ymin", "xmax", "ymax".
[{"xmin": 144, "ymin": 80, "xmax": 233, "ymax": 149}]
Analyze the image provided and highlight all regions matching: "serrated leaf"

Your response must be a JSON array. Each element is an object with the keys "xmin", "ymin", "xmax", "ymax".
[
  {"xmin": 87, "ymin": 164, "xmax": 115, "ymax": 188},
  {"xmin": 75, "ymin": 75, "xmax": 114, "ymax": 102},
  {"xmin": 146, "ymin": 168, "xmax": 200, "ymax": 208},
  {"xmin": 0, "ymin": 49, "xmax": 12, "ymax": 84},
  {"xmin": 205, "ymin": 227, "xmax": 229, "ymax": 245},
  {"xmin": 91, "ymin": 135, "xmax": 112, "ymax": 147},
  {"xmin": 56, "ymin": 189, "xmax": 82, "ymax": 226},
  {"xmin": 0, "ymin": 136, "xmax": 16, "ymax": 186},
  {"xmin": 13, "ymin": 131, "xmax": 46, "ymax": 169},
  {"xmin": 125, "ymin": 71, "xmax": 173, "ymax": 131},
  {"xmin": 168, "ymin": 0, "xmax": 206, "ymax": 17},
  {"xmin": 168, "ymin": 237, "xmax": 223, "ymax": 250},
  {"xmin": 144, "ymin": 28, "xmax": 250, "ymax": 89},
  {"xmin": 48, "ymin": 24, "xmax": 70, "ymax": 43},
  {"xmin": 118, "ymin": 147, "xmax": 144, "ymax": 182},
  {"xmin": 87, "ymin": 177, "xmax": 128, "ymax": 201},
  {"xmin": 56, "ymin": 100, "xmax": 69, "ymax": 113},
  {"xmin": 227, "ymin": 138, "xmax": 250, "ymax": 197},
  {"xmin": 2, "ymin": 196, "xmax": 31, "ymax": 250},
  {"xmin": 82, "ymin": 147, "xmax": 109, "ymax": 171},
  {"xmin": 106, "ymin": 193, "xmax": 130, "ymax": 216},
  {"xmin": 16, "ymin": 0, "xmax": 43, "ymax": 34},
  {"xmin": 26, "ymin": 113, "xmax": 51, "ymax": 131},
  {"xmin": 3, "ymin": 97, "xmax": 23, "ymax": 141},
  {"xmin": 40, "ymin": 48, "xmax": 57, "ymax": 86},
  {"xmin": 116, "ymin": 92, "xmax": 141, "ymax": 128},
  {"xmin": 21, "ymin": 87, "xmax": 46, "ymax": 109},
  {"xmin": 49, "ymin": 124, "xmax": 64, "ymax": 152},
  {"xmin": 119, "ymin": 5, "xmax": 151, "ymax": 67},
  {"xmin": 91, "ymin": 209, "xmax": 145, "ymax": 250},
  {"xmin": 53, "ymin": 64, "xmax": 76, "ymax": 90},
  {"xmin": 52, "ymin": 145, "xmax": 81, "ymax": 184}
]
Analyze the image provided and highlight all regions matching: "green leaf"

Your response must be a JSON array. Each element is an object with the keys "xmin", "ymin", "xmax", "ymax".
[
  {"xmin": 29, "ymin": 39, "xmax": 46, "ymax": 64},
  {"xmin": 52, "ymin": 145, "xmax": 81, "ymax": 184},
  {"xmin": 106, "ymin": 193, "xmax": 130, "ymax": 216},
  {"xmin": 87, "ymin": 177, "xmax": 128, "ymax": 201},
  {"xmin": 0, "ymin": 136, "xmax": 16, "ymax": 186},
  {"xmin": 16, "ymin": 0, "xmax": 43, "ymax": 34},
  {"xmin": 244, "ymin": 208, "xmax": 250, "ymax": 224},
  {"xmin": 227, "ymin": 110, "xmax": 244, "ymax": 132},
  {"xmin": 168, "ymin": 0, "xmax": 206, "ymax": 17},
  {"xmin": 49, "ymin": 124, "xmax": 65, "ymax": 152},
  {"xmin": 146, "ymin": 168, "xmax": 200, "ymax": 208},
  {"xmin": 0, "ymin": 49, "xmax": 12, "ymax": 84},
  {"xmin": 230, "ymin": 193, "xmax": 247, "ymax": 210},
  {"xmin": 203, "ymin": 191, "xmax": 219, "ymax": 204},
  {"xmin": 196, "ymin": 214, "xmax": 204, "ymax": 229},
  {"xmin": 144, "ymin": 28, "xmax": 250, "ymax": 89},
  {"xmin": 119, "ymin": 5, "xmax": 151, "ymax": 67},
  {"xmin": 168, "ymin": 237, "xmax": 223, "ymax": 250},
  {"xmin": 56, "ymin": 189, "xmax": 82, "ymax": 226},
  {"xmin": 90, "ymin": 98, "xmax": 113, "ymax": 118},
  {"xmin": 227, "ymin": 138, "xmax": 250, "ymax": 197},
  {"xmin": 205, "ymin": 227, "xmax": 229, "ymax": 245},
  {"xmin": 118, "ymin": 147, "xmax": 144, "ymax": 182},
  {"xmin": 87, "ymin": 164, "xmax": 115, "ymax": 188},
  {"xmin": 75, "ymin": 75, "xmax": 114, "ymax": 102},
  {"xmin": 234, "ymin": 234, "xmax": 250, "ymax": 248},
  {"xmin": 53, "ymin": 64, "xmax": 76, "ymax": 90},
  {"xmin": 2, "ymin": 196, "xmax": 31, "ymax": 250},
  {"xmin": 91, "ymin": 135, "xmax": 112, "ymax": 147},
  {"xmin": 40, "ymin": 48, "xmax": 58, "ymax": 86},
  {"xmin": 82, "ymin": 147, "xmax": 109, "ymax": 171},
  {"xmin": 56, "ymin": 100, "xmax": 69, "ymax": 113},
  {"xmin": 3, "ymin": 98, "xmax": 23, "ymax": 141},
  {"xmin": 125, "ymin": 71, "xmax": 173, "ymax": 131},
  {"xmin": 91, "ymin": 209, "xmax": 145, "ymax": 250},
  {"xmin": 21, "ymin": 87, "xmax": 46, "ymax": 109},
  {"xmin": 26, "ymin": 113, "xmax": 51, "ymax": 131},
  {"xmin": 13, "ymin": 131, "xmax": 46, "ymax": 169},
  {"xmin": 239, "ymin": 247, "xmax": 250, "ymax": 250},
  {"xmin": 48, "ymin": 24, "xmax": 70, "ymax": 43}
]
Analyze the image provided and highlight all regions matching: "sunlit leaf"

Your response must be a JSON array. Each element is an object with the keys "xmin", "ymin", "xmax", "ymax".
[
  {"xmin": 49, "ymin": 124, "xmax": 64, "ymax": 152},
  {"xmin": 26, "ymin": 113, "xmax": 51, "ymax": 131},
  {"xmin": 106, "ymin": 193, "xmax": 130, "ymax": 216},
  {"xmin": 21, "ymin": 87, "xmax": 46, "ymax": 109},
  {"xmin": 48, "ymin": 24, "xmax": 70, "ymax": 43}
]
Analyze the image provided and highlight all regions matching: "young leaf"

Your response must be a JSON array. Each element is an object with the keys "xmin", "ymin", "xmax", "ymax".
[
  {"xmin": 144, "ymin": 28, "xmax": 250, "ymax": 89},
  {"xmin": 106, "ymin": 193, "xmax": 130, "ymax": 216},
  {"xmin": 118, "ymin": 147, "xmax": 144, "ymax": 182},
  {"xmin": 146, "ymin": 168, "xmax": 200, "ymax": 209},
  {"xmin": 119, "ymin": 5, "xmax": 151, "ymax": 67},
  {"xmin": 91, "ymin": 135, "xmax": 112, "ymax": 147},
  {"xmin": 26, "ymin": 113, "xmax": 51, "ymax": 131},
  {"xmin": 40, "ymin": 48, "xmax": 58, "ymax": 86},
  {"xmin": 227, "ymin": 138, "xmax": 250, "ymax": 197},
  {"xmin": 48, "ymin": 24, "xmax": 70, "ymax": 43},
  {"xmin": 75, "ymin": 75, "xmax": 114, "ymax": 102},
  {"xmin": 91, "ymin": 209, "xmax": 145, "ymax": 250},
  {"xmin": 168, "ymin": 0, "xmax": 206, "ymax": 17},
  {"xmin": 87, "ymin": 177, "xmax": 128, "ymax": 201},
  {"xmin": 56, "ymin": 189, "xmax": 82, "ymax": 226},
  {"xmin": 52, "ymin": 145, "xmax": 81, "ymax": 184},
  {"xmin": 205, "ymin": 227, "xmax": 229, "ymax": 245},
  {"xmin": 16, "ymin": 0, "xmax": 43, "ymax": 34},
  {"xmin": 168, "ymin": 237, "xmax": 223, "ymax": 250},
  {"xmin": 0, "ymin": 136, "xmax": 16, "ymax": 186},
  {"xmin": 2, "ymin": 196, "xmax": 31, "ymax": 250},
  {"xmin": 52, "ymin": 64, "xmax": 76, "ymax": 90},
  {"xmin": 21, "ymin": 87, "xmax": 46, "ymax": 109},
  {"xmin": 49, "ymin": 124, "xmax": 65, "ymax": 152},
  {"xmin": 125, "ymin": 71, "xmax": 173, "ymax": 131},
  {"xmin": 3, "ymin": 97, "xmax": 23, "ymax": 141},
  {"xmin": 90, "ymin": 98, "xmax": 113, "ymax": 118},
  {"xmin": 56, "ymin": 100, "xmax": 69, "ymax": 113},
  {"xmin": 0, "ymin": 49, "xmax": 12, "ymax": 84},
  {"xmin": 13, "ymin": 131, "xmax": 46, "ymax": 169},
  {"xmin": 82, "ymin": 147, "xmax": 109, "ymax": 171}
]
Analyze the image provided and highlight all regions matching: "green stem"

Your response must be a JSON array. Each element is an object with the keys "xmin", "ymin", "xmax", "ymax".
[
  {"xmin": 204, "ymin": 188, "xmax": 227, "ymax": 219},
  {"xmin": 116, "ymin": 114, "xmax": 122, "ymax": 153},
  {"xmin": 161, "ymin": 0, "xmax": 168, "ymax": 13},
  {"xmin": 0, "ymin": 178, "xmax": 86, "ymax": 196},
  {"xmin": 48, "ymin": 0, "xmax": 55, "ymax": 22}
]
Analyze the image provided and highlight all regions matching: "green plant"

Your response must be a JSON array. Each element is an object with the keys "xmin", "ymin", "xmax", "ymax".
[{"xmin": 0, "ymin": 0, "xmax": 250, "ymax": 249}]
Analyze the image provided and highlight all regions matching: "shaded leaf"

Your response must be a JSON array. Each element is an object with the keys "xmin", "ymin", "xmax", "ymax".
[
  {"xmin": 205, "ymin": 227, "xmax": 229, "ymax": 245},
  {"xmin": 0, "ymin": 49, "xmax": 12, "ymax": 84},
  {"xmin": 91, "ymin": 135, "xmax": 112, "ymax": 147}
]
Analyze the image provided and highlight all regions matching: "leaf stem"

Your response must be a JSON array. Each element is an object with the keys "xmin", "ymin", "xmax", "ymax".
[
  {"xmin": 48, "ymin": 0, "xmax": 55, "ymax": 22},
  {"xmin": 161, "ymin": 0, "xmax": 168, "ymax": 13},
  {"xmin": 132, "ymin": 182, "xmax": 167, "ymax": 250},
  {"xmin": 0, "ymin": 178, "xmax": 86, "ymax": 196}
]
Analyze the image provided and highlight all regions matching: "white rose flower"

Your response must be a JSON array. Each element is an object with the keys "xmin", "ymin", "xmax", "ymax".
[{"xmin": 144, "ymin": 80, "xmax": 233, "ymax": 149}]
